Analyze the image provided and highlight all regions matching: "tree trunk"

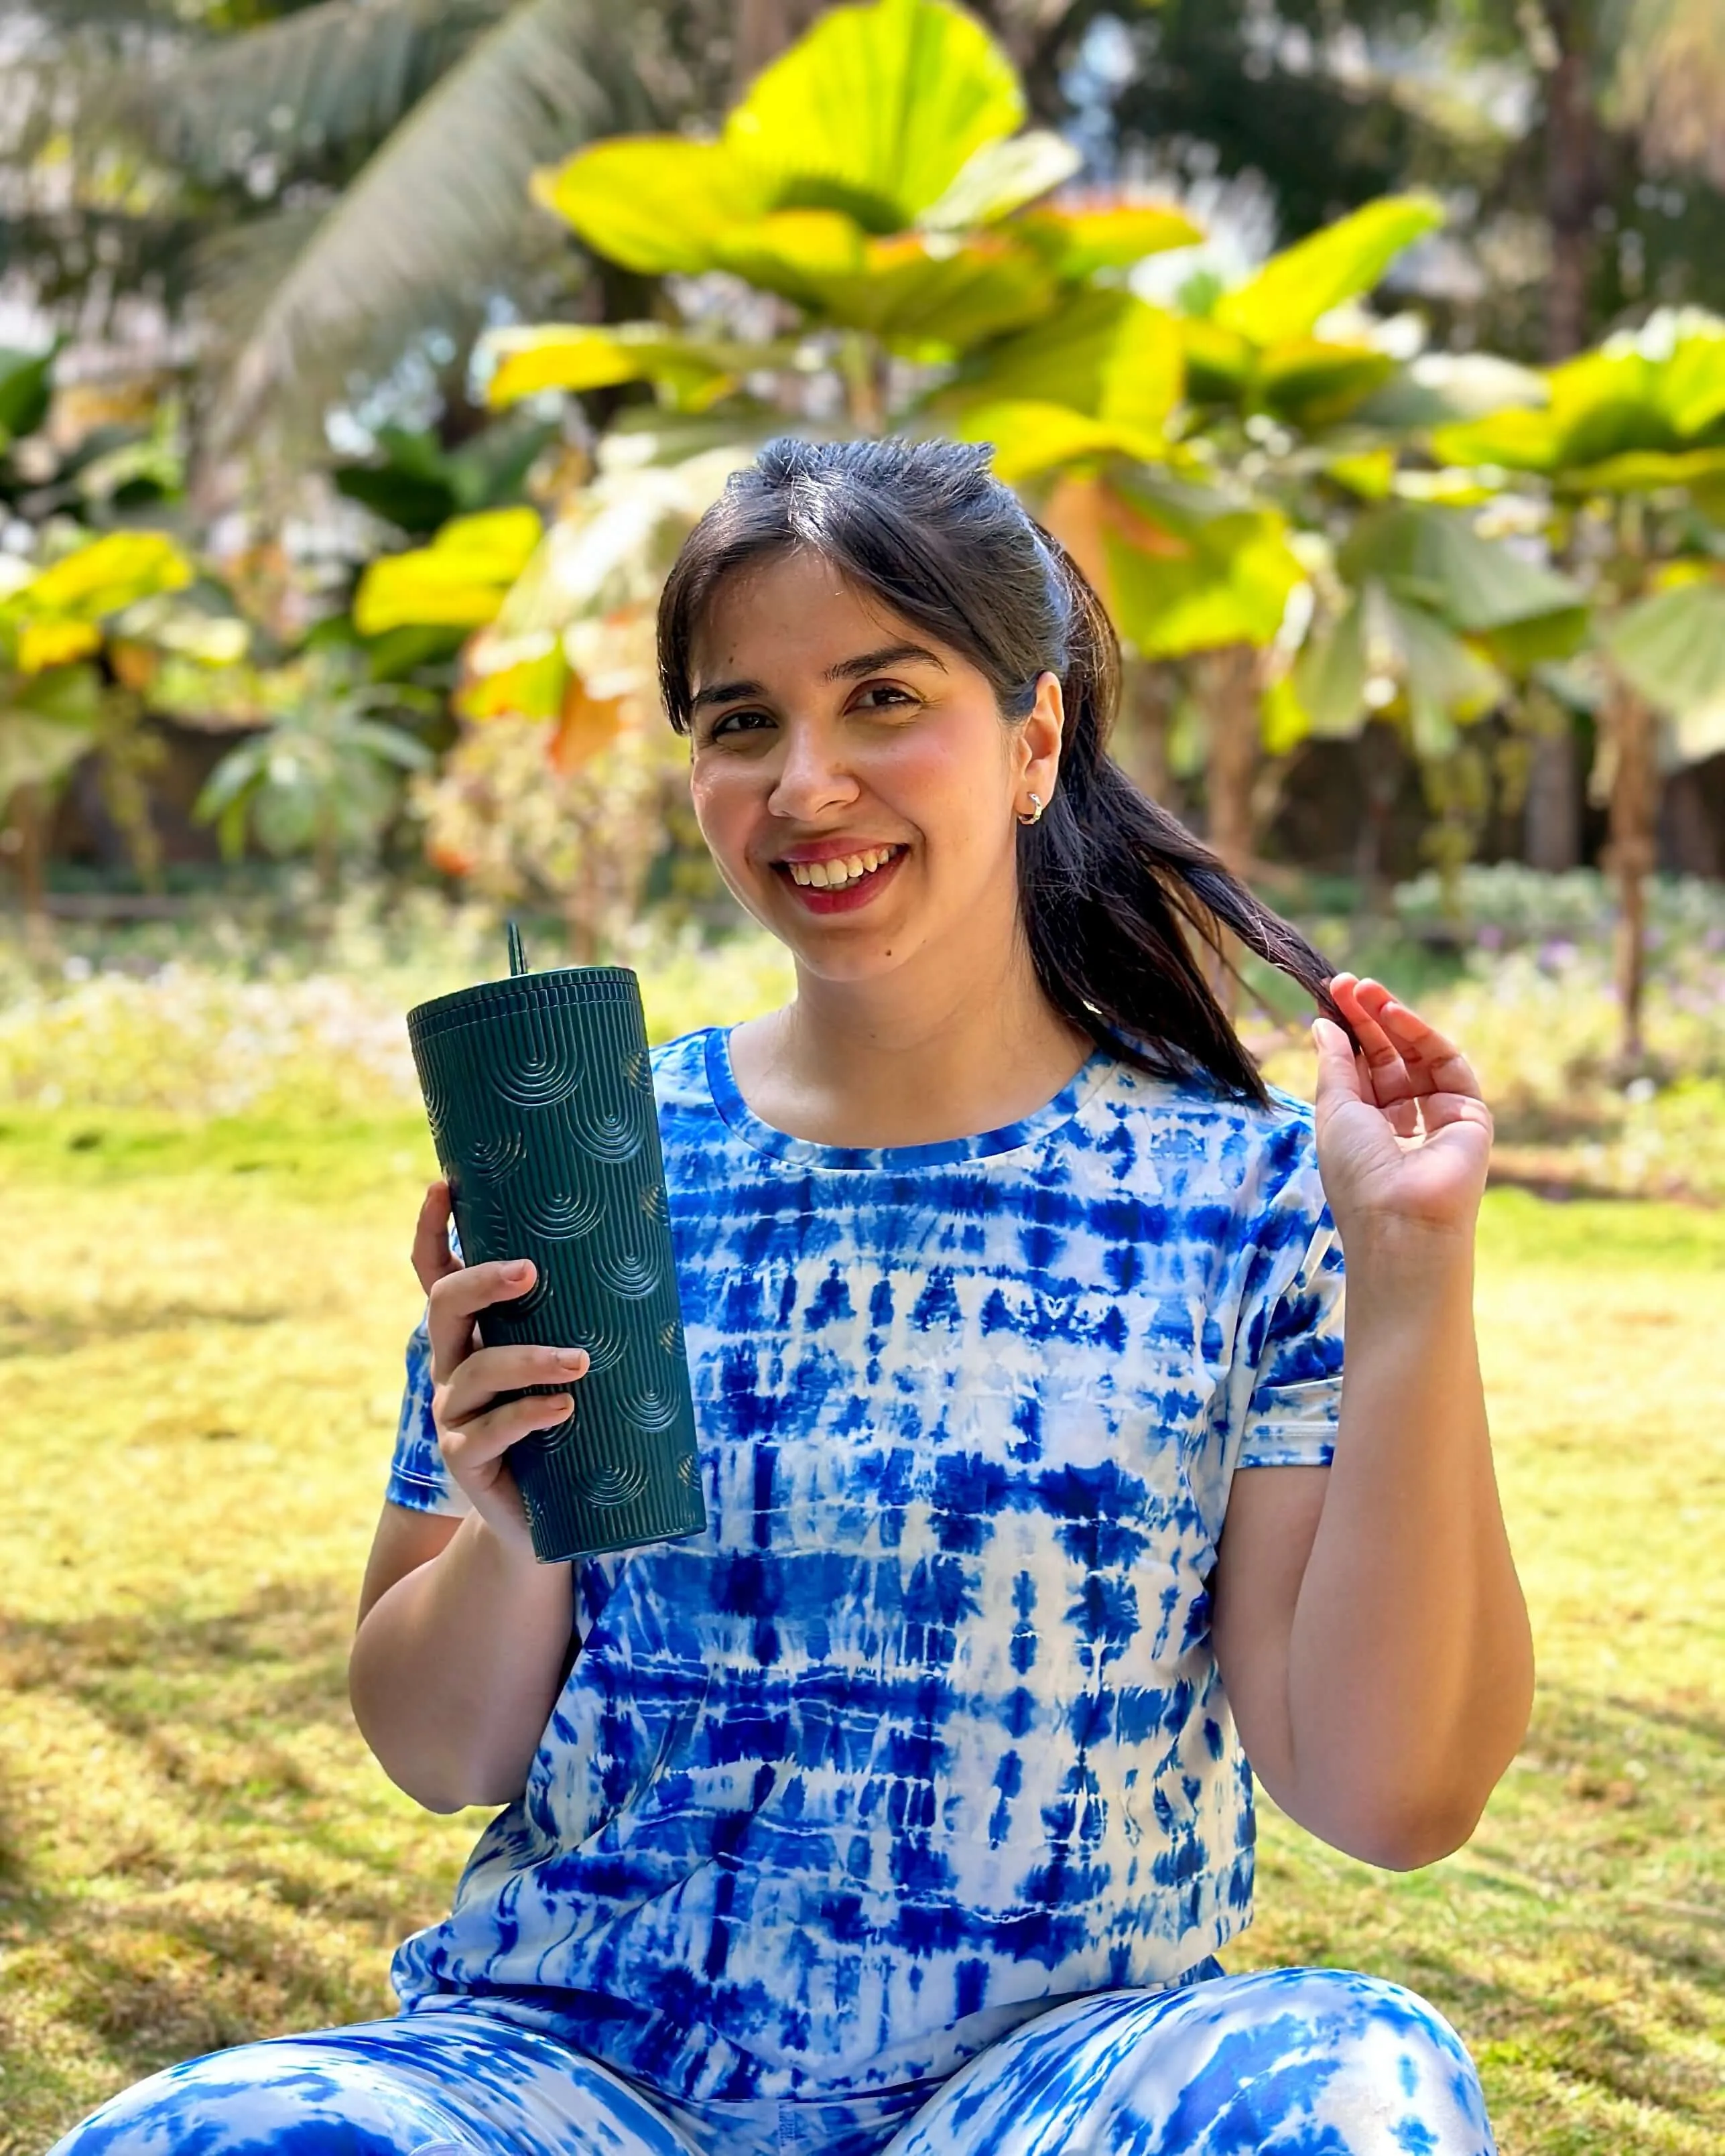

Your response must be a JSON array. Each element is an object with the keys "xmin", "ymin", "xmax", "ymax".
[
  {"xmin": 5, "ymin": 783, "xmax": 54, "ymax": 952},
  {"xmin": 731, "ymin": 0, "xmax": 822, "ymax": 96},
  {"xmin": 1525, "ymin": 720, "xmax": 1583, "ymax": 870},
  {"xmin": 1543, "ymin": 5, "xmax": 1598, "ymax": 361},
  {"xmin": 1115, "ymin": 657, "xmax": 1172, "ymax": 802},
  {"xmin": 1198, "ymin": 643, "xmax": 1259, "ymax": 879},
  {"xmin": 1606, "ymin": 675, "xmax": 1659, "ymax": 1068},
  {"xmin": 1195, "ymin": 643, "xmax": 1261, "ymax": 1016}
]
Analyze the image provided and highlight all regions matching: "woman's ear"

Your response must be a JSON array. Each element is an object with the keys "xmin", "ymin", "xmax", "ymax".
[{"xmin": 1018, "ymin": 671, "xmax": 1065, "ymax": 799}]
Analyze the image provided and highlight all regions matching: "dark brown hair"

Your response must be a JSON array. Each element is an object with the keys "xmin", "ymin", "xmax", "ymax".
[{"xmin": 657, "ymin": 435, "xmax": 1338, "ymax": 1103}]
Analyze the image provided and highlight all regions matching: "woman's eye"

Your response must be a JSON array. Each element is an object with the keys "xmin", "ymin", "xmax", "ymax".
[
  {"xmin": 852, "ymin": 683, "xmax": 917, "ymax": 714},
  {"xmin": 708, "ymin": 709, "xmax": 774, "ymax": 741}
]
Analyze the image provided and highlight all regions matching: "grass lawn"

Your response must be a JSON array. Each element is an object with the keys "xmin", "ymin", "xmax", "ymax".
[{"xmin": 0, "ymin": 1111, "xmax": 1720, "ymax": 2154}]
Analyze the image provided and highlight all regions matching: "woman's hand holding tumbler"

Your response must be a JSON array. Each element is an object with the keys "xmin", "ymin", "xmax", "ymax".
[{"xmin": 411, "ymin": 1179, "xmax": 590, "ymax": 1564}]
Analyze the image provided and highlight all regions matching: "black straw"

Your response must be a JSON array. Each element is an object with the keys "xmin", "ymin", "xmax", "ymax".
[{"xmin": 507, "ymin": 920, "xmax": 529, "ymax": 977}]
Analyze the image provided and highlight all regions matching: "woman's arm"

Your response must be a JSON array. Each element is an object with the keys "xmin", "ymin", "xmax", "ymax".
[
  {"xmin": 350, "ymin": 1499, "xmax": 574, "ymax": 1814},
  {"xmin": 1212, "ymin": 976, "xmax": 1534, "ymax": 1870},
  {"xmin": 347, "ymin": 1184, "xmax": 588, "ymax": 1814}
]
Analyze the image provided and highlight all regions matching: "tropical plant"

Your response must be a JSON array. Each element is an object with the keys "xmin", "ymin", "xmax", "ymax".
[
  {"xmin": 9, "ymin": 0, "xmax": 658, "ymax": 456},
  {"xmin": 0, "ymin": 521, "xmax": 212, "ymax": 924},
  {"xmin": 194, "ymin": 647, "xmax": 436, "ymax": 895},
  {"xmin": 1435, "ymin": 304, "xmax": 1725, "ymax": 1059}
]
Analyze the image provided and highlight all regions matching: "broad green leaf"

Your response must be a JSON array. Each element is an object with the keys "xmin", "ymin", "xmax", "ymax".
[
  {"xmin": 919, "ymin": 131, "xmax": 1080, "ymax": 231},
  {"xmin": 808, "ymin": 233, "xmax": 1055, "ymax": 347},
  {"xmin": 1258, "ymin": 340, "xmax": 1396, "ymax": 428},
  {"xmin": 956, "ymin": 402, "xmax": 1166, "ymax": 483},
  {"xmin": 354, "ymin": 507, "xmax": 542, "ymax": 636},
  {"xmin": 1102, "ymin": 474, "xmax": 1304, "ymax": 657},
  {"xmin": 714, "ymin": 210, "xmax": 869, "ymax": 300},
  {"xmin": 531, "ymin": 137, "xmax": 769, "ymax": 275},
  {"xmin": 22, "ymin": 531, "xmax": 194, "ymax": 619},
  {"xmin": 1349, "ymin": 352, "xmax": 1548, "ymax": 431},
  {"xmin": 953, "ymin": 290, "xmax": 1183, "ymax": 434},
  {"xmin": 1290, "ymin": 596, "xmax": 1370, "ymax": 737},
  {"xmin": 483, "ymin": 324, "xmax": 737, "ymax": 407},
  {"xmin": 1214, "ymin": 194, "xmax": 1444, "ymax": 348},
  {"xmin": 1431, "ymin": 406, "xmax": 1561, "ymax": 472},
  {"xmin": 1559, "ymin": 445, "xmax": 1725, "ymax": 495},
  {"xmin": 0, "ymin": 346, "xmax": 54, "ymax": 448},
  {"xmin": 456, "ymin": 631, "xmax": 568, "ymax": 724},
  {"xmin": 1382, "ymin": 594, "xmax": 1503, "ymax": 741},
  {"xmin": 1014, "ymin": 197, "xmax": 1203, "ymax": 281},
  {"xmin": 1340, "ymin": 505, "xmax": 1584, "ymax": 633},
  {"xmin": 1179, "ymin": 316, "xmax": 1253, "ymax": 403},
  {"xmin": 0, "ymin": 710, "xmax": 97, "ymax": 797},
  {"xmin": 1325, "ymin": 449, "xmax": 1397, "ymax": 499},
  {"xmin": 1656, "ymin": 324, "xmax": 1725, "ymax": 440},
  {"xmin": 15, "ymin": 619, "xmax": 102, "ymax": 673},
  {"xmin": 725, "ymin": 0, "xmax": 1023, "ymax": 231},
  {"xmin": 1603, "ymin": 580, "xmax": 1725, "ymax": 718}
]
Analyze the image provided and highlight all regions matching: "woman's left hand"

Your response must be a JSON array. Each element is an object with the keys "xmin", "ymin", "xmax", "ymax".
[{"xmin": 1312, "ymin": 974, "xmax": 1494, "ymax": 1247}]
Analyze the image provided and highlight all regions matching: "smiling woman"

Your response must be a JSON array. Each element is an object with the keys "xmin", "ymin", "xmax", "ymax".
[{"xmin": 55, "ymin": 440, "xmax": 1528, "ymax": 2156}]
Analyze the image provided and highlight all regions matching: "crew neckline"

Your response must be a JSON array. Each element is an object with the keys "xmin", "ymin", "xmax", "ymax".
[{"xmin": 702, "ymin": 1025, "xmax": 1116, "ymax": 1171}]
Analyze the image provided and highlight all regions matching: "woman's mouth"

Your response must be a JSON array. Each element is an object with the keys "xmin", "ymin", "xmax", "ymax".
[{"xmin": 774, "ymin": 844, "xmax": 907, "ymax": 913}]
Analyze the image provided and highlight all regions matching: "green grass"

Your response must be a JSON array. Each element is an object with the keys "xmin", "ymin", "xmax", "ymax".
[{"xmin": 0, "ymin": 1123, "xmax": 1721, "ymax": 2153}]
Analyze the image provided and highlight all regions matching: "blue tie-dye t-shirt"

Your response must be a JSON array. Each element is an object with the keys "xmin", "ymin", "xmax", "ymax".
[{"xmin": 383, "ymin": 1027, "xmax": 1345, "ymax": 2105}]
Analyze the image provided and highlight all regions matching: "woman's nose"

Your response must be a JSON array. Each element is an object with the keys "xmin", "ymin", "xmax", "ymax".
[{"xmin": 767, "ymin": 721, "xmax": 859, "ymax": 820}]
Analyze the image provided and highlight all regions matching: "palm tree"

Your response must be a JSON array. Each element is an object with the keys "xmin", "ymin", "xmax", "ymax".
[{"xmin": 3, "ymin": 0, "xmax": 682, "ymax": 458}]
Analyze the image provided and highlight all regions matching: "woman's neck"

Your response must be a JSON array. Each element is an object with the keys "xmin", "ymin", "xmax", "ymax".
[{"xmin": 726, "ymin": 930, "xmax": 1094, "ymax": 1151}]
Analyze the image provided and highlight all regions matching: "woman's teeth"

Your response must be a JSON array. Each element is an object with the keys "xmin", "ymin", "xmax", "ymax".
[{"xmin": 785, "ymin": 847, "xmax": 897, "ymax": 889}]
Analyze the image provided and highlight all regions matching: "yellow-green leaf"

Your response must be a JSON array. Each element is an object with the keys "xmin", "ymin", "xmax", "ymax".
[
  {"xmin": 531, "ymin": 137, "xmax": 769, "ymax": 275},
  {"xmin": 22, "ymin": 530, "xmax": 193, "ymax": 619},
  {"xmin": 954, "ymin": 290, "xmax": 1183, "ymax": 434},
  {"xmin": 1013, "ymin": 196, "xmax": 1202, "ymax": 281},
  {"xmin": 956, "ymin": 401, "xmax": 1166, "ymax": 483},
  {"xmin": 1604, "ymin": 580, "xmax": 1725, "ymax": 718},
  {"xmin": 714, "ymin": 210, "xmax": 869, "ymax": 300},
  {"xmin": 808, "ymin": 232, "xmax": 1054, "ymax": 347},
  {"xmin": 1559, "ymin": 445, "xmax": 1725, "ymax": 495},
  {"xmin": 1215, "ymin": 192, "xmax": 1445, "ymax": 348},
  {"xmin": 1102, "ymin": 474, "xmax": 1305, "ymax": 657},
  {"xmin": 724, "ymin": 0, "xmax": 1023, "ymax": 231},
  {"xmin": 16, "ymin": 618, "xmax": 103, "ymax": 673},
  {"xmin": 1258, "ymin": 340, "xmax": 1397, "ymax": 428},
  {"xmin": 918, "ymin": 131, "xmax": 1080, "ymax": 231},
  {"xmin": 483, "ymin": 324, "xmax": 735, "ymax": 407},
  {"xmin": 354, "ymin": 508, "xmax": 542, "ymax": 637}
]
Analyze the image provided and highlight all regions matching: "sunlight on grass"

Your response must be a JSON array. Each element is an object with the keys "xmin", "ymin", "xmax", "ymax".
[{"xmin": 0, "ymin": 1124, "xmax": 1720, "ymax": 2153}]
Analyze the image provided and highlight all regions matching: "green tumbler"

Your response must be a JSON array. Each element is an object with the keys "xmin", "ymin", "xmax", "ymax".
[{"xmin": 405, "ymin": 932, "xmax": 704, "ymax": 1563}]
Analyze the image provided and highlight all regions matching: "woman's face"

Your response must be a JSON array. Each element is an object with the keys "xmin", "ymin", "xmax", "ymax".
[{"xmin": 686, "ymin": 550, "xmax": 1063, "ymax": 985}]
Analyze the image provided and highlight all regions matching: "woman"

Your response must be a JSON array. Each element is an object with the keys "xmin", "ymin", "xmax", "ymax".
[{"xmin": 56, "ymin": 438, "xmax": 1532, "ymax": 2156}]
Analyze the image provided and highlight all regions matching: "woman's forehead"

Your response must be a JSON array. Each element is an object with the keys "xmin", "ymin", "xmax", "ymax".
[{"xmin": 689, "ymin": 552, "xmax": 952, "ymax": 681}]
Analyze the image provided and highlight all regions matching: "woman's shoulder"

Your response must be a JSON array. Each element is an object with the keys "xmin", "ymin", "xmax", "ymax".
[{"xmin": 1082, "ymin": 1052, "xmax": 1322, "ymax": 1208}]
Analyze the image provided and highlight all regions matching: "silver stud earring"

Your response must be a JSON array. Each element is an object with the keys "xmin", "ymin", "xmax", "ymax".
[{"xmin": 1018, "ymin": 791, "xmax": 1045, "ymax": 826}]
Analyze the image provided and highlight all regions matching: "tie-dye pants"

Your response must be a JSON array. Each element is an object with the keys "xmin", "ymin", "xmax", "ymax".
[{"xmin": 49, "ymin": 1966, "xmax": 1495, "ymax": 2156}]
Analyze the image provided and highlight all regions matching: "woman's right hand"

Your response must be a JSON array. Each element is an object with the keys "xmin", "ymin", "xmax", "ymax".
[{"xmin": 411, "ymin": 1180, "xmax": 590, "ymax": 1561}]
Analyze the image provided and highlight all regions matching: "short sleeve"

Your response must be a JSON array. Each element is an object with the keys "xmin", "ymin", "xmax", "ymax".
[
  {"xmin": 384, "ymin": 1316, "xmax": 471, "ymax": 1517},
  {"xmin": 1232, "ymin": 1129, "xmax": 1346, "ymax": 1470}
]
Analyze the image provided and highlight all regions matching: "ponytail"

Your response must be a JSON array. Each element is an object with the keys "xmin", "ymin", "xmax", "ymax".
[{"xmin": 657, "ymin": 436, "xmax": 1339, "ymax": 1104}]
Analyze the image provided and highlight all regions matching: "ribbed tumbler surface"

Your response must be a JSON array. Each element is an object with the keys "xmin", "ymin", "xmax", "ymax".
[{"xmin": 406, "ymin": 966, "xmax": 704, "ymax": 1563}]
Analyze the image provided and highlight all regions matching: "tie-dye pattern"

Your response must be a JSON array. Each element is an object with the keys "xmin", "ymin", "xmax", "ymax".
[
  {"xmin": 48, "ymin": 1969, "xmax": 1494, "ymax": 2155},
  {"xmin": 383, "ymin": 1031, "xmax": 1346, "ymax": 2106}
]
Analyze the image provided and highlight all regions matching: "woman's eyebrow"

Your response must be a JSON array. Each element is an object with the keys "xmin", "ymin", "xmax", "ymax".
[
  {"xmin": 689, "ymin": 677, "xmax": 765, "ymax": 714},
  {"xmin": 824, "ymin": 642, "xmax": 946, "ymax": 681}
]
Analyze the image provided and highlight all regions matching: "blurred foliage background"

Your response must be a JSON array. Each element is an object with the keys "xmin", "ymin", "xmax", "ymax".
[{"xmin": 1, "ymin": 3, "xmax": 1723, "ymax": 2151}]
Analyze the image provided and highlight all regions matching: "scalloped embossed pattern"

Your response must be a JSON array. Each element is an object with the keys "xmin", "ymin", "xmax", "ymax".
[{"xmin": 407, "ymin": 967, "xmax": 704, "ymax": 1561}]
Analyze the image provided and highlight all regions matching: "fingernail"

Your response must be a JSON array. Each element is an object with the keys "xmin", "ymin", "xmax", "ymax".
[
  {"xmin": 503, "ymin": 1261, "xmax": 531, "ymax": 1283},
  {"xmin": 556, "ymin": 1348, "xmax": 588, "ymax": 1371}
]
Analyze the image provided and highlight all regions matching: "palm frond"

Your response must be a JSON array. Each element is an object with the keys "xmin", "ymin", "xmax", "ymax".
[
  {"xmin": 119, "ymin": 0, "xmax": 507, "ymax": 180},
  {"xmin": 204, "ymin": 0, "xmax": 650, "ymax": 451}
]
